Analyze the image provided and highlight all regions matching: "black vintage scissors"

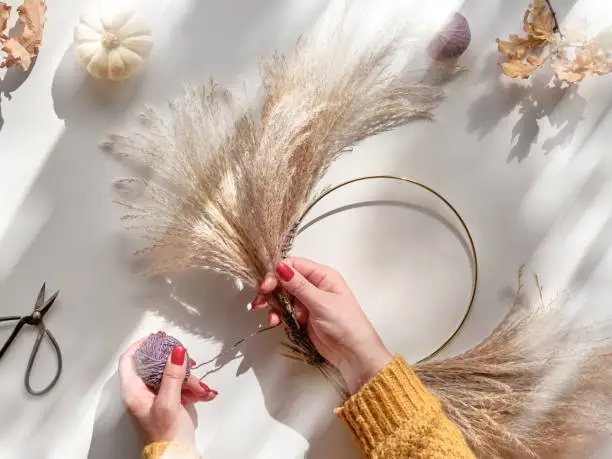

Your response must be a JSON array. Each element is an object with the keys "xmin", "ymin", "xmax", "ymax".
[{"xmin": 0, "ymin": 283, "xmax": 62, "ymax": 396}]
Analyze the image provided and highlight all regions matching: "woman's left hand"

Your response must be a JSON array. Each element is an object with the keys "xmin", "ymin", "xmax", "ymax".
[{"xmin": 118, "ymin": 338, "xmax": 217, "ymax": 445}]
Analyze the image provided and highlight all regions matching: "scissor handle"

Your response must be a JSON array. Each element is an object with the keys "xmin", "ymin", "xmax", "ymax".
[
  {"xmin": 24, "ymin": 326, "xmax": 62, "ymax": 396},
  {"xmin": 0, "ymin": 317, "xmax": 26, "ymax": 360},
  {"xmin": 0, "ymin": 316, "xmax": 21, "ymax": 323}
]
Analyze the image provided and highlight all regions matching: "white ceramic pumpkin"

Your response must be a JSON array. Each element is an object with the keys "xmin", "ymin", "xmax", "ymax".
[{"xmin": 74, "ymin": 8, "xmax": 153, "ymax": 81}]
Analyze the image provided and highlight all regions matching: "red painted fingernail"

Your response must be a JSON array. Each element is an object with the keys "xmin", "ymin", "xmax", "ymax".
[
  {"xmin": 171, "ymin": 346, "xmax": 186, "ymax": 365},
  {"xmin": 211, "ymin": 390, "xmax": 218, "ymax": 396},
  {"xmin": 276, "ymin": 263, "xmax": 294, "ymax": 282},
  {"xmin": 199, "ymin": 381, "xmax": 211, "ymax": 392},
  {"xmin": 259, "ymin": 278, "xmax": 267, "ymax": 292},
  {"xmin": 252, "ymin": 295, "xmax": 266, "ymax": 307},
  {"xmin": 190, "ymin": 359, "xmax": 196, "ymax": 367}
]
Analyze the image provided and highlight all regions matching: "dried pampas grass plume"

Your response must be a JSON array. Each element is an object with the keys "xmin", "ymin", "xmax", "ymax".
[
  {"xmin": 104, "ymin": 46, "xmax": 440, "ymax": 284},
  {"xmin": 103, "ymin": 1, "xmax": 443, "ymax": 384},
  {"xmin": 415, "ymin": 269, "xmax": 612, "ymax": 458}
]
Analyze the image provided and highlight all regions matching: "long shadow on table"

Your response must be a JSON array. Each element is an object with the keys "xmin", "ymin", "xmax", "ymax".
[{"xmin": 44, "ymin": 1, "xmax": 347, "ymax": 458}]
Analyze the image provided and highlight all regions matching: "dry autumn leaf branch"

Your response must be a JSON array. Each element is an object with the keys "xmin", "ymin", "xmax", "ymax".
[
  {"xmin": 0, "ymin": 0, "xmax": 46, "ymax": 71},
  {"xmin": 543, "ymin": 0, "xmax": 561, "ymax": 35},
  {"xmin": 497, "ymin": 0, "xmax": 612, "ymax": 83}
]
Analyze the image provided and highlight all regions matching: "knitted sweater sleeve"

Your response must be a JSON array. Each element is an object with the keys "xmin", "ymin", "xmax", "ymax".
[
  {"xmin": 143, "ymin": 357, "xmax": 474, "ymax": 459},
  {"xmin": 335, "ymin": 356, "xmax": 476, "ymax": 459},
  {"xmin": 142, "ymin": 442, "xmax": 200, "ymax": 459}
]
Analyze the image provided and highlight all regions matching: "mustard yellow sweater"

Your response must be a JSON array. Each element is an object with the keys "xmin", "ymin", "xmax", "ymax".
[{"xmin": 143, "ymin": 356, "xmax": 475, "ymax": 459}]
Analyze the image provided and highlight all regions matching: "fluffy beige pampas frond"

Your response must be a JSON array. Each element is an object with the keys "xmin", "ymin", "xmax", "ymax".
[
  {"xmin": 415, "ymin": 270, "xmax": 612, "ymax": 458},
  {"xmin": 104, "ymin": 23, "xmax": 441, "ymax": 287},
  {"xmin": 104, "ymin": 1, "xmax": 442, "ymax": 382}
]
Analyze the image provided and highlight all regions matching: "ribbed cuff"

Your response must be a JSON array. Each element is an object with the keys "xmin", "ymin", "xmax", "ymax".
[
  {"xmin": 142, "ymin": 442, "xmax": 200, "ymax": 459},
  {"xmin": 335, "ymin": 355, "xmax": 441, "ymax": 455}
]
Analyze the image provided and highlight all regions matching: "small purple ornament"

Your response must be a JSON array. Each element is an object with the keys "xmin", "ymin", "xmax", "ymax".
[
  {"xmin": 427, "ymin": 13, "xmax": 471, "ymax": 61},
  {"xmin": 134, "ymin": 331, "xmax": 192, "ymax": 393}
]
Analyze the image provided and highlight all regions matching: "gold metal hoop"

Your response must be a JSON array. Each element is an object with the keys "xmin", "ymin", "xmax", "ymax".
[{"xmin": 294, "ymin": 175, "xmax": 478, "ymax": 363}]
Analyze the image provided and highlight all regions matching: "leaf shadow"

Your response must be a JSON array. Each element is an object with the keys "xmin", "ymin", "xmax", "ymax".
[
  {"xmin": 466, "ymin": 53, "xmax": 587, "ymax": 163},
  {"xmin": 508, "ymin": 74, "xmax": 586, "ymax": 162},
  {"xmin": 466, "ymin": 52, "xmax": 528, "ymax": 140}
]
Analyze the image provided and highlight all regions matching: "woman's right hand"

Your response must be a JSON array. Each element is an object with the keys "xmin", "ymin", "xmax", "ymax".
[
  {"xmin": 119, "ymin": 339, "xmax": 217, "ymax": 447},
  {"xmin": 252, "ymin": 257, "xmax": 392, "ymax": 394}
]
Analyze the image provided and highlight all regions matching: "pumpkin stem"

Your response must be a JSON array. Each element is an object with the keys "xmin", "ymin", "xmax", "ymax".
[{"xmin": 101, "ymin": 32, "xmax": 120, "ymax": 50}]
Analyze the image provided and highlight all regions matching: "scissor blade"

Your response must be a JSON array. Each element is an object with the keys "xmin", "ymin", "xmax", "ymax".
[
  {"xmin": 39, "ymin": 290, "xmax": 59, "ymax": 316},
  {"xmin": 34, "ymin": 283, "xmax": 46, "ymax": 311}
]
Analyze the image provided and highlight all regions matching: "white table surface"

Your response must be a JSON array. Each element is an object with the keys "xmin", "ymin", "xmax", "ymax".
[{"xmin": 1, "ymin": 0, "xmax": 612, "ymax": 458}]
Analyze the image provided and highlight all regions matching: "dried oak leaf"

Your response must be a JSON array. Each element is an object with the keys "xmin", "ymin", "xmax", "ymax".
[
  {"xmin": 496, "ymin": 34, "xmax": 534, "ymax": 60},
  {"xmin": 501, "ymin": 56, "xmax": 543, "ymax": 79},
  {"xmin": 497, "ymin": 0, "xmax": 555, "ymax": 79},
  {"xmin": 552, "ymin": 59, "xmax": 585, "ymax": 83},
  {"xmin": 553, "ymin": 40, "xmax": 612, "ymax": 83},
  {"xmin": 497, "ymin": 0, "xmax": 554, "ymax": 60},
  {"xmin": 523, "ymin": 0, "xmax": 555, "ymax": 43},
  {"xmin": 576, "ymin": 40, "xmax": 612, "ymax": 75},
  {"xmin": 0, "ymin": 2, "xmax": 11, "ymax": 35},
  {"xmin": 1, "ymin": 0, "xmax": 46, "ymax": 71}
]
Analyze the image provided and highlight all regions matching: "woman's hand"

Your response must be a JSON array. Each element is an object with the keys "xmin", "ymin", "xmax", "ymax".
[
  {"xmin": 252, "ymin": 257, "xmax": 392, "ymax": 394},
  {"xmin": 118, "ymin": 339, "xmax": 217, "ymax": 446}
]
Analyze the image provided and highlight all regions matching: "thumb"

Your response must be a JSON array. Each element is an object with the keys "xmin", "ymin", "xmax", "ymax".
[
  {"xmin": 276, "ymin": 262, "xmax": 323, "ymax": 309},
  {"xmin": 157, "ymin": 346, "xmax": 187, "ymax": 406}
]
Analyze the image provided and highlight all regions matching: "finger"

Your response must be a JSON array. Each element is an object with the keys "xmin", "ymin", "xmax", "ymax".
[
  {"xmin": 294, "ymin": 303, "xmax": 309, "ymax": 324},
  {"xmin": 265, "ymin": 306, "xmax": 306, "ymax": 326},
  {"xmin": 250, "ymin": 274, "xmax": 277, "ymax": 311},
  {"xmin": 259, "ymin": 273, "xmax": 278, "ymax": 294},
  {"xmin": 156, "ymin": 346, "xmax": 187, "ymax": 408},
  {"xmin": 276, "ymin": 262, "xmax": 324, "ymax": 308},
  {"xmin": 268, "ymin": 310, "xmax": 281, "ymax": 326},
  {"xmin": 184, "ymin": 375, "xmax": 217, "ymax": 397},
  {"xmin": 181, "ymin": 388, "xmax": 218, "ymax": 405},
  {"xmin": 118, "ymin": 337, "xmax": 152, "ymax": 404},
  {"xmin": 251, "ymin": 294, "xmax": 269, "ymax": 311},
  {"xmin": 183, "ymin": 375, "xmax": 218, "ymax": 403},
  {"xmin": 199, "ymin": 390, "xmax": 218, "ymax": 402},
  {"xmin": 283, "ymin": 257, "xmax": 344, "ymax": 293}
]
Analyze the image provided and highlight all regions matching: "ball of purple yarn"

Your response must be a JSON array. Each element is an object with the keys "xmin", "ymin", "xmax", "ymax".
[
  {"xmin": 427, "ymin": 13, "xmax": 471, "ymax": 61},
  {"xmin": 134, "ymin": 331, "xmax": 192, "ymax": 393}
]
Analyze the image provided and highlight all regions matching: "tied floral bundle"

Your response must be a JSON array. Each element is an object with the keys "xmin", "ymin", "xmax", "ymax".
[{"xmin": 104, "ymin": 2, "xmax": 612, "ymax": 457}]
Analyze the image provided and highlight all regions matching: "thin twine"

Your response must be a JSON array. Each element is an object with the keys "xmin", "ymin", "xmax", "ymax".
[
  {"xmin": 190, "ymin": 222, "xmax": 304, "ymax": 378},
  {"xmin": 192, "ymin": 325, "xmax": 279, "ymax": 376}
]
